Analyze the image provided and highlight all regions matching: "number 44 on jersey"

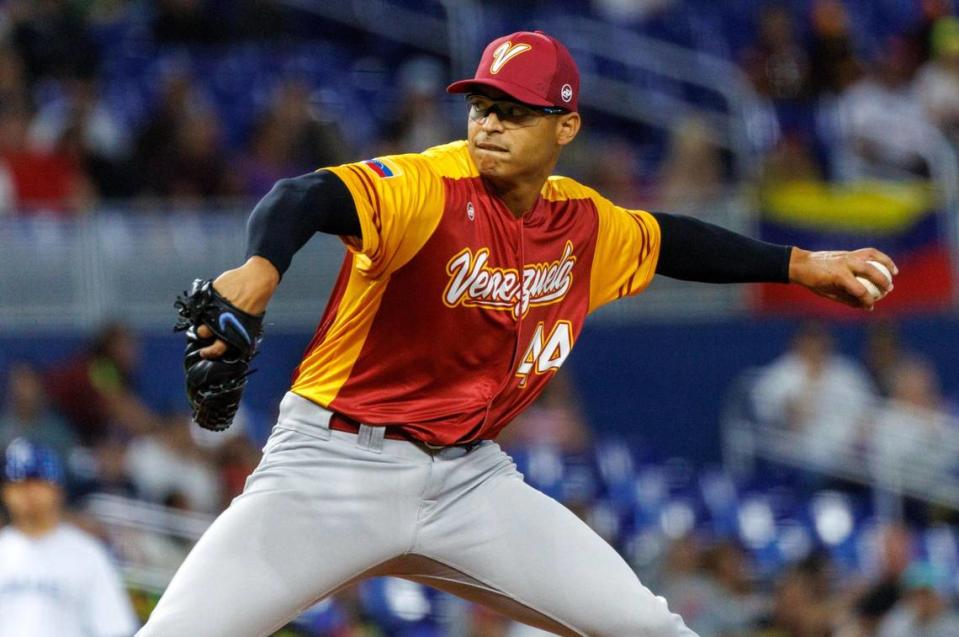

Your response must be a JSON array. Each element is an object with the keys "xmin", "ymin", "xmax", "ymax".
[{"xmin": 515, "ymin": 321, "xmax": 573, "ymax": 387}]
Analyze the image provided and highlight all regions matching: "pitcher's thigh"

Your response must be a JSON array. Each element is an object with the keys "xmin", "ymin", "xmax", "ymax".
[
  {"xmin": 135, "ymin": 489, "xmax": 371, "ymax": 636},
  {"xmin": 419, "ymin": 473, "xmax": 696, "ymax": 636},
  {"xmin": 138, "ymin": 429, "xmax": 422, "ymax": 637}
]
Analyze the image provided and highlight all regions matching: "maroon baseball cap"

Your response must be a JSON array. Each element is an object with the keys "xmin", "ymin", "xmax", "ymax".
[{"xmin": 447, "ymin": 31, "xmax": 580, "ymax": 111}]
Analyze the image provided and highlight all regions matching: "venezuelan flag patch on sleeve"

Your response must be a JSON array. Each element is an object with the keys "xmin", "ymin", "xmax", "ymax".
[{"xmin": 362, "ymin": 158, "xmax": 399, "ymax": 178}]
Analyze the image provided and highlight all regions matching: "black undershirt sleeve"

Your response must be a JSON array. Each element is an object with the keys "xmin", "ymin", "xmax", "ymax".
[
  {"xmin": 245, "ymin": 170, "xmax": 361, "ymax": 277},
  {"xmin": 651, "ymin": 212, "xmax": 792, "ymax": 284}
]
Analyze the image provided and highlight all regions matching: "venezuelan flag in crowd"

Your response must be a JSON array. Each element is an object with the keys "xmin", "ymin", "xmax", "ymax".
[{"xmin": 756, "ymin": 180, "xmax": 954, "ymax": 317}]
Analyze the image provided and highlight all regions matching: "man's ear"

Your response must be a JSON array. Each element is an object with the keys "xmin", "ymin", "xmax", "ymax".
[{"xmin": 556, "ymin": 112, "xmax": 581, "ymax": 146}]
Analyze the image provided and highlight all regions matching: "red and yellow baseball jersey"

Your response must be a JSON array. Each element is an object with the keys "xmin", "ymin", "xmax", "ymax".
[{"xmin": 290, "ymin": 141, "xmax": 660, "ymax": 445}]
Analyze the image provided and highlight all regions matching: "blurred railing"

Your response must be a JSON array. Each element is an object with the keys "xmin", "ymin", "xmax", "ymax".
[
  {"xmin": 84, "ymin": 493, "xmax": 213, "ymax": 594},
  {"xmin": 544, "ymin": 16, "xmax": 774, "ymax": 182},
  {"xmin": 722, "ymin": 369, "xmax": 959, "ymax": 517},
  {"xmin": 275, "ymin": 0, "xmax": 483, "ymax": 79},
  {"xmin": 1, "ymin": 209, "xmax": 339, "ymax": 332},
  {"xmin": 277, "ymin": 0, "xmax": 772, "ymax": 182},
  {"xmin": 0, "ymin": 199, "xmax": 750, "ymax": 333}
]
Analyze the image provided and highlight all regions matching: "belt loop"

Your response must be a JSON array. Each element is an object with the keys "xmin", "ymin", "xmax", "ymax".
[
  {"xmin": 317, "ymin": 406, "xmax": 333, "ymax": 431},
  {"xmin": 357, "ymin": 424, "xmax": 385, "ymax": 453}
]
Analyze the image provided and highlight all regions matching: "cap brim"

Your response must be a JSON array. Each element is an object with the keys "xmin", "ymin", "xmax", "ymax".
[{"xmin": 446, "ymin": 78, "xmax": 553, "ymax": 107}]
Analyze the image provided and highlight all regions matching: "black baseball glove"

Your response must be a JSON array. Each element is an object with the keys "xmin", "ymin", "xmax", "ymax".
[{"xmin": 174, "ymin": 279, "xmax": 264, "ymax": 431}]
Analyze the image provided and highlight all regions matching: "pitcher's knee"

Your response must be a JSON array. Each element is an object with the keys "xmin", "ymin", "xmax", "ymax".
[
  {"xmin": 135, "ymin": 609, "xmax": 192, "ymax": 637},
  {"xmin": 601, "ymin": 595, "xmax": 696, "ymax": 636}
]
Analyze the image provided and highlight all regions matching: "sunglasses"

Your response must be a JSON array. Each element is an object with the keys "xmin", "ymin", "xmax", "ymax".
[{"xmin": 466, "ymin": 94, "xmax": 567, "ymax": 129}]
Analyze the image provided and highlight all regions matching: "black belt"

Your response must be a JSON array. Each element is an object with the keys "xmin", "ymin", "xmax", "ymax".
[{"xmin": 328, "ymin": 412, "xmax": 481, "ymax": 452}]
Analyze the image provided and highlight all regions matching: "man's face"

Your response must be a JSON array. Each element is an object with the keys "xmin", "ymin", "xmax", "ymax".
[
  {"xmin": 466, "ymin": 88, "xmax": 579, "ymax": 181},
  {"xmin": 1, "ymin": 480, "xmax": 62, "ymax": 524}
]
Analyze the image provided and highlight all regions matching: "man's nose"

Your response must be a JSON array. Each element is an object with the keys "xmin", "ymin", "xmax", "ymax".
[{"xmin": 481, "ymin": 109, "xmax": 505, "ymax": 132}]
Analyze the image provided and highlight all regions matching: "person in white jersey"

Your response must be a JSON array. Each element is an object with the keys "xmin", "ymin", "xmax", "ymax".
[{"xmin": 0, "ymin": 437, "xmax": 139, "ymax": 637}]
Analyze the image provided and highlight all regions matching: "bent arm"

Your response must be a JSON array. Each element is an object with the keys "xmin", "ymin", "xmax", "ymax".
[
  {"xmin": 199, "ymin": 171, "xmax": 360, "ymax": 358},
  {"xmin": 246, "ymin": 170, "xmax": 361, "ymax": 277}
]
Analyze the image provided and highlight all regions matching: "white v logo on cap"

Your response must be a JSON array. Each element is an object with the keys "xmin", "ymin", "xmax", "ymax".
[{"xmin": 490, "ymin": 41, "xmax": 532, "ymax": 74}]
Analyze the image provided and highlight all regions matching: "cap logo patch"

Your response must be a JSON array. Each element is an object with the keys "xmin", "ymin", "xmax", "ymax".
[
  {"xmin": 561, "ymin": 83, "xmax": 573, "ymax": 103},
  {"xmin": 490, "ymin": 41, "xmax": 532, "ymax": 74}
]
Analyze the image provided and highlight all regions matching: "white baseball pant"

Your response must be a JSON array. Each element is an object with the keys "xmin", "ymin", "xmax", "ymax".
[{"xmin": 137, "ymin": 392, "xmax": 696, "ymax": 636}]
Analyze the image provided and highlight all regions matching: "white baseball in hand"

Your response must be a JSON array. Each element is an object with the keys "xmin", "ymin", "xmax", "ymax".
[{"xmin": 856, "ymin": 260, "xmax": 893, "ymax": 301}]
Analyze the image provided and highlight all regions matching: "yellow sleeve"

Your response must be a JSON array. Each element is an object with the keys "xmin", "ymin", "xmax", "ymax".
[
  {"xmin": 327, "ymin": 153, "xmax": 445, "ymax": 278},
  {"xmin": 589, "ymin": 197, "xmax": 662, "ymax": 313}
]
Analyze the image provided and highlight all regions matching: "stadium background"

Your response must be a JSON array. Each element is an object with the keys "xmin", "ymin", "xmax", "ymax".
[{"xmin": 1, "ymin": 0, "xmax": 959, "ymax": 634}]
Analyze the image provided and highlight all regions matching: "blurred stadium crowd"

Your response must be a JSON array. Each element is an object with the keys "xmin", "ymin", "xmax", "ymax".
[
  {"xmin": 1, "ymin": 0, "xmax": 958, "ymax": 214},
  {"xmin": 2, "ymin": 0, "xmax": 959, "ymax": 636}
]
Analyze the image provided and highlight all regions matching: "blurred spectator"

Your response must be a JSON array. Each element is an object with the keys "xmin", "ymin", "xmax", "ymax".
[
  {"xmin": 45, "ymin": 322, "xmax": 159, "ymax": 445},
  {"xmin": 754, "ymin": 564, "xmax": 833, "ymax": 636},
  {"xmin": 0, "ymin": 103, "xmax": 92, "ymax": 214},
  {"xmin": 238, "ymin": 112, "xmax": 294, "ymax": 197},
  {"xmin": 71, "ymin": 436, "xmax": 139, "ymax": 501},
  {"xmin": 743, "ymin": 4, "xmax": 811, "ymax": 101},
  {"xmin": 28, "ymin": 76, "xmax": 135, "ymax": 198},
  {"xmin": 793, "ymin": 550, "xmax": 858, "ymax": 632},
  {"xmin": 752, "ymin": 322, "xmax": 875, "ymax": 474},
  {"xmin": 239, "ymin": 80, "xmax": 349, "ymax": 197},
  {"xmin": 655, "ymin": 116, "xmax": 726, "ymax": 214},
  {"xmin": 658, "ymin": 533, "xmax": 704, "ymax": 599},
  {"xmin": 133, "ymin": 67, "xmax": 196, "ymax": 189},
  {"xmin": 661, "ymin": 537, "xmax": 765, "ymax": 636},
  {"xmin": 863, "ymin": 320, "xmax": 910, "ymax": 398},
  {"xmin": 836, "ymin": 582, "xmax": 902, "ymax": 637},
  {"xmin": 382, "ymin": 56, "xmax": 454, "ymax": 153},
  {"xmin": 29, "ymin": 77, "xmax": 128, "ymax": 161},
  {"xmin": 273, "ymin": 80, "xmax": 350, "ymax": 170},
  {"xmin": 0, "ymin": 438, "xmax": 139, "ymax": 636},
  {"xmin": 580, "ymin": 137, "xmax": 645, "ymax": 208},
  {"xmin": 759, "ymin": 133, "xmax": 823, "ymax": 185},
  {"xmin": 858, "ymin": 524, "xmax": 914, "ymax": 615},
  {"xmin": 5, "ymin": 0, "xmax": 99, "ymax": 83},
  {"xmin": 0, "ymin": 363, "xmax": 77, "ymax": 466},
  {"xmin": 868, "ymin": 359, "xmax": 955, "ymax": 513},
  {"xmin": 0, "ymin": 46, "xmax": 31, "ymax": 114},
  {"xmin": 151, "ymin": 0, "xmax": 216, "ymax": 44},
  {"xmin": 808, "ymin": 0, "xmax": 863, "ymax": 96},
  {"xmin": 143, "ymin": 104, "xmax": 237, "ymax": 203},
  {"xmin": 904, "ymin": 0, "xmax": 955, "ymax": 73},
  {"xmin": 134, "ymin": 68, "xmax": 237, "ymax": 203},
  {"xmin": 498, "ymin": 371, "xmax": 591, "ymax": 453},
  {"xmin": 915, "ymin": 17, "xmax": 959, "ymax": 146},
  {"xmin": 188, "ymin": 405, "xmax": 260, "ymax": 507},
  {"xmin": 877, "ymin": 562, "xmax": 959, "ymax": 637},
  {"xmin": 591, "ymin": 0, "xmax": 677, "ymax": 24},
  {"xmin": 835, "ymin": 37, "xmax": 932, "ymax": 180},
  {"xmin": 742, "ymin": 3, "xmax": 814, "ymax": 137},
  {"xmin": 125, "ymin": 414, "xmax": 222, "ymax": 514},
  {"xmin": 213, "ymin": 434, "xmax": 260, "ymax": 508},
  {"xmin": 0, "ymin": 160, "xmax": 13, "ymax": 214}
]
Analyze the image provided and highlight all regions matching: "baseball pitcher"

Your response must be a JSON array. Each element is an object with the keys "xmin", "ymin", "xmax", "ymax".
[{"xmin": 140, "ymin": 31, "xmax": 896, "ymax": 636}]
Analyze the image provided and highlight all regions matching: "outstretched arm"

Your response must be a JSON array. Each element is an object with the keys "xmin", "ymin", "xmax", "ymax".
[
  {"xmin": 198, "ymin": 170, "xmax": 360, "ymax": 358},
  {"xmin": 652, "ymin": 212, "xmax": 897, "ymax": 310}
]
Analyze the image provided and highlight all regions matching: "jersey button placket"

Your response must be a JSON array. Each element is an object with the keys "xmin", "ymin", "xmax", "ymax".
[{"xmin": 481, "ymin": 218, "xmax": 525, "ymax": 428}]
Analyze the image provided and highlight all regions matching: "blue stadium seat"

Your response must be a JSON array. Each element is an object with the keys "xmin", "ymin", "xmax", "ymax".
[{"xmin": 358, "ymin": 577, "xmax": 444, "ymax": 637}]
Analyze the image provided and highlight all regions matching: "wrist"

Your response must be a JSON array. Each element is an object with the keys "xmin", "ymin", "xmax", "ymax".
[
  {"xmin": 243, "ymin": 256, "xmax": 281, "ymax": 288},
  {"xmin": 787, "ymin": 247, "xmax": 808, "ymax": 284},
  {"xmin": 212, "ymin": 257, "xmax": 280, "ymax": 315}
]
